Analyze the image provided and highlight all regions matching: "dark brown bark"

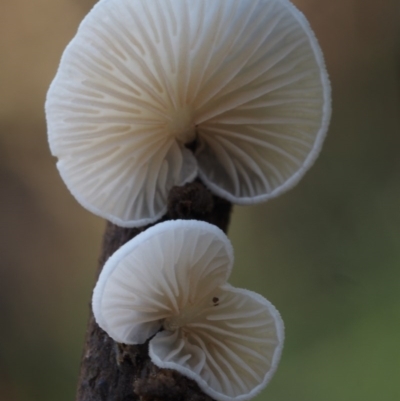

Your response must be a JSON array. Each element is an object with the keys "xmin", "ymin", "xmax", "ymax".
[{"xmin": 76, "ymin": 180, "xmax": 232, "ymax": 401}]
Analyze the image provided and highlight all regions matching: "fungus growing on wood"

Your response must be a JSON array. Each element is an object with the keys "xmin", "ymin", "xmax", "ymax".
[
  {"xmin": 92, "ymin": 220, "xmax": 284, "ymax": 401},
  {"xmin": 46, "ymin": 0, "xmax": 330, "ymax": 227}
]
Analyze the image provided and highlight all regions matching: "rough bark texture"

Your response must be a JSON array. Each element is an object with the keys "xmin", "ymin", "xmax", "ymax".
[{"xmin": 76, "ymin": 180, "xmax": 232, "ymax": 401}]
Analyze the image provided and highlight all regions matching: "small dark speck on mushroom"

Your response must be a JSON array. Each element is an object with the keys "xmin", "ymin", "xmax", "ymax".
[{"xmin": 212, "ymin": 297, "xmax": 219, "ymax": 305}]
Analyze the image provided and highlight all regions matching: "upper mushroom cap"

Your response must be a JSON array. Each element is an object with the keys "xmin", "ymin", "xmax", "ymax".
[
  {"xmin": 92, "ymin": 219, "xmax": 284, "ymax": 401},
  {"xmin": 46, "ymin": 0, "xmax": 331, "ymax": 227}
]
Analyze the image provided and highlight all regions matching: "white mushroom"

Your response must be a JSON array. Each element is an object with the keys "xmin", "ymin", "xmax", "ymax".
[
  {"xmin": 92, "ymin": 220, "xmax": 284, "ymax": 401},
  {"xmin": 46, "ymin": 0, "xmax": 331, "ymax": 227}
]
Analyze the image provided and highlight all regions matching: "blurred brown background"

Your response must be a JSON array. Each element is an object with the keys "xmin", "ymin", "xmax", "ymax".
[{"xmin": 1, "ymin": 1, "xmax": 399, "ymax": 400}]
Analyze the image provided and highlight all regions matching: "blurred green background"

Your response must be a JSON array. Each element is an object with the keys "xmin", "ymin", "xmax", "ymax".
[{"xmin": 1, "ymin": 0, "xmax": 399, "ymax": 400}]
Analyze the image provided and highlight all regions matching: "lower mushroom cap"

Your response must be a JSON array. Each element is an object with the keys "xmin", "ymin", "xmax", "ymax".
[
  {"xmin": 92, "ymin": 220, "xmax": 284, "ymax": 401},
  {"xmin": 46, "ymin": 0, "xmax": 330, "ymax": 227}
]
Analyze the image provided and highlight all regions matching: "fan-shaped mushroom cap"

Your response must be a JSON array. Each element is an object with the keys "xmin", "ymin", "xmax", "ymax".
[
  {"xmin": 92, "ymin": 220, "xmax": 284, "ymax": 401},
  {"xmin": 46, "ymin": 0, "xmax": 330, "ymax": 227}
]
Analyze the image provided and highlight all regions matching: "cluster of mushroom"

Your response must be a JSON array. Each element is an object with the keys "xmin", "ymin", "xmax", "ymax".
[{"xmin": 46, "ymin": 0, "xmax": 330, "ymax": 400}]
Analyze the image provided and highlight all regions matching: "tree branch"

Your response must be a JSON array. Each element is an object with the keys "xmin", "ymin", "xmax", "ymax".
[{"xmin": 76, "ymin": 180, "xmax": 232, "ymax": 401}]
